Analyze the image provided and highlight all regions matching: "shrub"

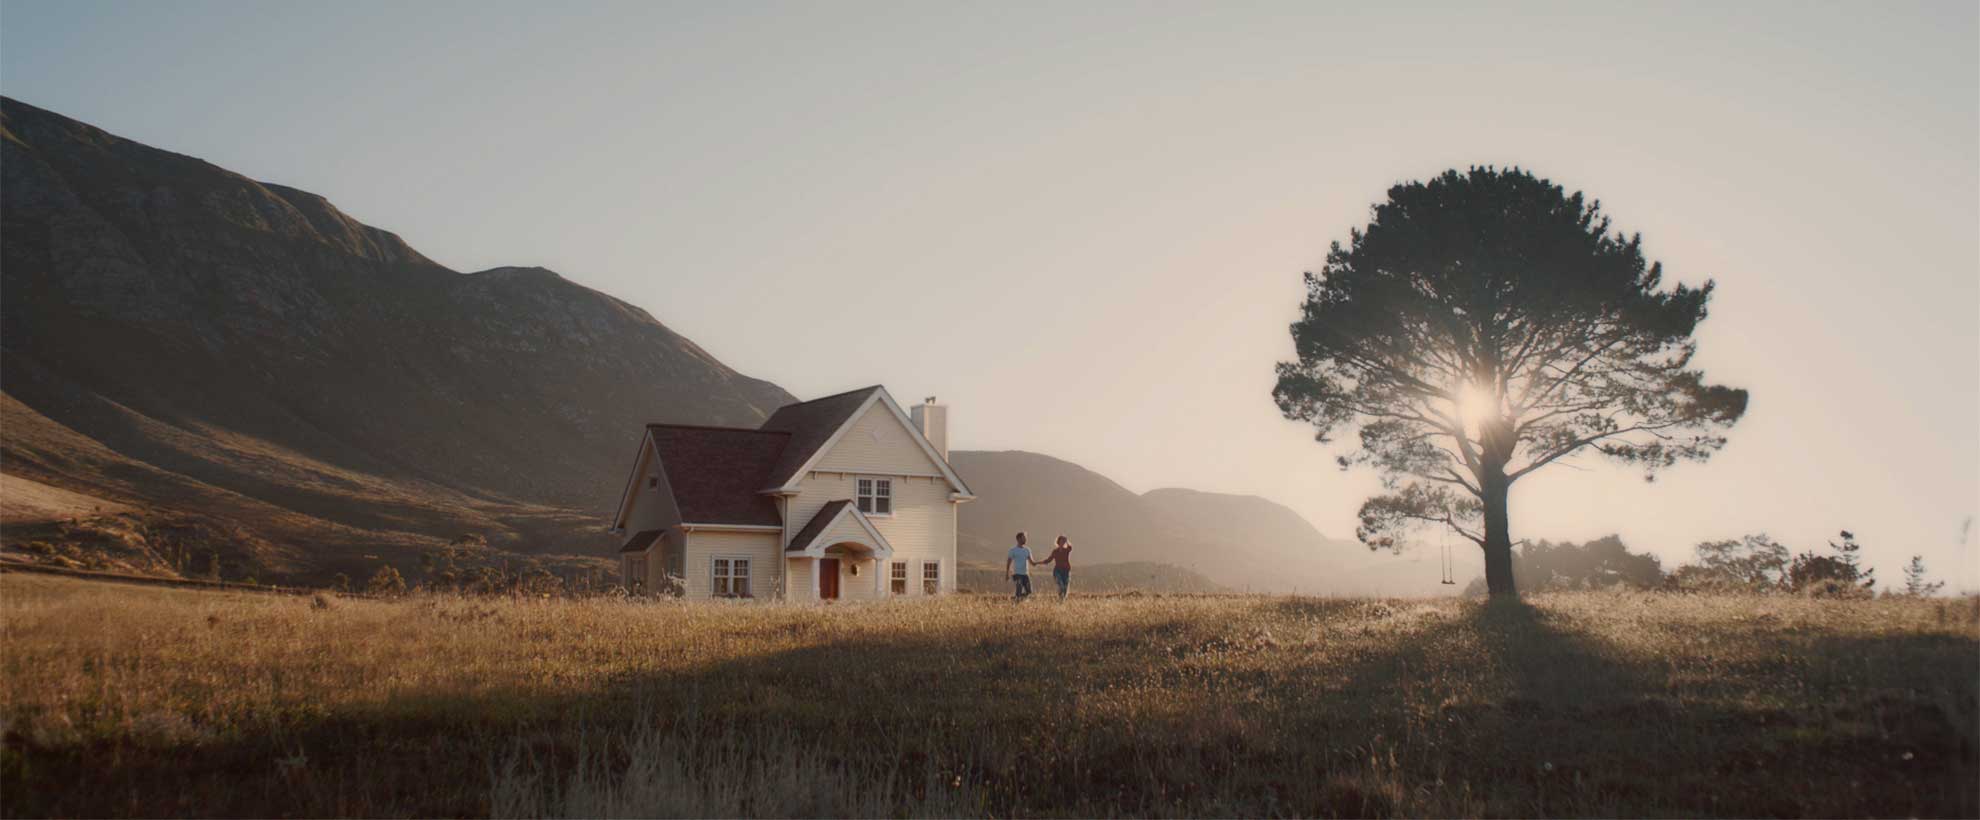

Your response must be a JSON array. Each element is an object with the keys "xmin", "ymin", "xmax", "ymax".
[
  {"xmin": 365, "ymin": 565, "xmax": 407, "ymax": 597},
  {"xmin": 1786, "ymin": 531, "xmax": 1875, "ymax": 596}
]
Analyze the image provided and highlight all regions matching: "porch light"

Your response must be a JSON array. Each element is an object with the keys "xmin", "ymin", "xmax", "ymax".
[{"xmin": 849, "ymin": 564, "xmax": 861, "ymax": 577}]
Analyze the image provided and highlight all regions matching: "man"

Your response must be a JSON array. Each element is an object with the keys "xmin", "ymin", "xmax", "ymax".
[
  {"xmin": 1005, "ymin": 531, "xmax": 1034, "ymax": 602},
  {"xmin": 1033, "ymin": 535, "xmax": 1073, "ymax": 601}
]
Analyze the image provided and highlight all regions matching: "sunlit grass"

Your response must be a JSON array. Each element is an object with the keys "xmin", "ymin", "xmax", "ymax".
[{"xmin": 2, "ymin": 575, "xmax": 1974, "ymax": 817}]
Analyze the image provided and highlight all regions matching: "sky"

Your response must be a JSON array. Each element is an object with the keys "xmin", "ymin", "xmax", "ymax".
[{"xmin": 3, "ymin": 0, "xmax": 1975, "ymax": 589}]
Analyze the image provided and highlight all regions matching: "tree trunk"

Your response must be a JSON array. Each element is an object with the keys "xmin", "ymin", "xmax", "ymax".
[{"xmin": 1481, "ymin": 466, "xmax": 1518, "ymax": 597}]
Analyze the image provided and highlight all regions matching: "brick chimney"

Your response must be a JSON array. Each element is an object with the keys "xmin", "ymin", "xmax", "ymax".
[{"xmin": 911, "ymin": 396, "xmax": 948, "ymax": 460}]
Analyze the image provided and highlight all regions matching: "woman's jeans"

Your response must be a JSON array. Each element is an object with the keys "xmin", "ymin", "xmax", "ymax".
[{"xmin": 1052, "ymin": 567, "xmax": 1071, "ymax": 600}]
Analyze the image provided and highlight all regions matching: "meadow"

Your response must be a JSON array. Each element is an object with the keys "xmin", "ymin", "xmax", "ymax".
[{"xmin": 2, "ymin": 574, "xmax": 1975, "ymax": 818}]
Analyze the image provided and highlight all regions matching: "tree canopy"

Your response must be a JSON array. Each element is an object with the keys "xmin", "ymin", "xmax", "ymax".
[{"xmin": 1275, "ymin": 167, "xmax": 1748, "ymax": 595}]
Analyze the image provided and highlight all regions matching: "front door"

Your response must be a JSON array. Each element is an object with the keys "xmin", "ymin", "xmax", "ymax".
[{"xmin": 819, "ymin": 558, "xmax": 841, "ymax": 600}]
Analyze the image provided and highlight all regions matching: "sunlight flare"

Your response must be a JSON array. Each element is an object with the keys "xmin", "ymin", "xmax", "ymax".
[{"xmin": 1454, "ymin": 381, "xmax": 1498, "ymax": 440}]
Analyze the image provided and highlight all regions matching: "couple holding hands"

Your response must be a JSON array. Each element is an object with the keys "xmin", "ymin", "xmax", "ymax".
[{"xmin": 1004, "ymin": 531, "xmax": 1073, "ymax": 602}]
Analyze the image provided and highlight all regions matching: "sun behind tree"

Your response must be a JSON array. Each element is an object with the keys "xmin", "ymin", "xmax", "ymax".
[{"xmin": 1275, "ymin": 167, "xmax": 1749, "ymax": 597}]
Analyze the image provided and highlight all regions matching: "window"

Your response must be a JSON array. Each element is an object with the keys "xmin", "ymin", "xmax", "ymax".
[
  {"xmin": 712, "ymin": 557, "xmax": 751, "ymax": 597},
  {"xmin": 922, "ymin": 561, "xmax": 941, "ymax": 595},
  {"xmin": 647, "ymin": 475, "xmax": 659, "ymax": 489},
  {"xmin": 856, "ymin": 477, "xmax": 892, "ymax": 515},
  {"xmin": 890, "ymin": 561, "xmax": 908, "ymax": 594}
]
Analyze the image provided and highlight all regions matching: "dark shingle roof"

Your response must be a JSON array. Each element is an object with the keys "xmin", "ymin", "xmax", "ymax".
[
  {"xmin": 645, "ymin": 424, "xmax": 790, "ymax": 526},
  {"xmin": 755, "ymin": 385, "xmax": 884, "ymax": 489},
  {"xmin": 620, "ymin": 529, "xmax": 663, "ymax": 553},
  {"xmin": 633, "ymin": 386, "xmax": 904, "ymax": 531},
  {"xmin": 786, "ymin": 499, "xmax": 855, "ymax": 553}
]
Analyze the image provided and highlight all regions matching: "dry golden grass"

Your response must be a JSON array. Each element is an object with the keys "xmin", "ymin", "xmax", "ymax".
[{"xmin": 2, "ymin": 574, "xmax": 1975, "ymax": 817}]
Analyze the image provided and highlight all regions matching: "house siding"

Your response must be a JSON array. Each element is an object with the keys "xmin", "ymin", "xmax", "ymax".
[
  {"xmin": 790, "ymin": 473, "xmax": 956, "ymax": 596},
  {"xmin": 786, "ymin": 556, "xmax": 813, "ymax": 599},
  {"xmin": 620, "ymin": 439, "xmax": 688, "ymax": 592},
  {"xmin": 684, "ymin": 529, "xmax": 782, "ymax": 599},
  {"xmin": 621, "ymin": 439, "xmax": 685, "ymax": 536},
  {"xmin": 830, "ymin": 552, "xmax": 885, "ymax": 600},
  {"xmin": 656, "ymin": 529, "xmax": 686, "ymax": 586},
  {"xmin": 814, "ymin": 403, "xmax": 946, "ymax": 476}
]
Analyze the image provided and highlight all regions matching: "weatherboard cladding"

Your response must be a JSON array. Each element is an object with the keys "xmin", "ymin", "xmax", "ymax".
[{"xmin": 756, "ymin": 385, "xmax": 885, "ymax": 489}]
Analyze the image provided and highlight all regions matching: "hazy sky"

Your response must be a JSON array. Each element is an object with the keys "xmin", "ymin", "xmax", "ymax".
[{"xmin": 4, "ymin": 1, "xmax": 1975, "ymax": 588}]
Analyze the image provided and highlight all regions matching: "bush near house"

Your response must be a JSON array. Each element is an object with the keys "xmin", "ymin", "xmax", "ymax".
[{"xmin": 2, "ymin": 574, "xmax": 1974, "ymax": 818}]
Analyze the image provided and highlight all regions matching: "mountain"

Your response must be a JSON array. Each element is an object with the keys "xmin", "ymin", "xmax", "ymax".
[
  {"xmin": 0, "ymin": 98, "xmax": 1465, "ymax": 595},
  {"xmin": 953, "ymin": 450, "xmax": 1471, "ymax": 596},
  {"xmin": 0, "ymin": 97, "xmax": 790, "ymax": 580}
]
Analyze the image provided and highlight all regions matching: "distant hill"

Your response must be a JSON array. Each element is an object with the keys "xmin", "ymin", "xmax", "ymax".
[
  {"xmin": 0, "ymin": 97, "xmax": 1464, "ymax": 595},
  {"xmin": 1, "ymin": 97, "xmax": 789, "ymax": 580},
  {"xmin": 953, "ymin": 450, "xmax": 1470, "ymax": 596}
]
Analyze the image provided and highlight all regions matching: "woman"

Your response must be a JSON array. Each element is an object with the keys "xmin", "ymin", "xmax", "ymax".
[{"xmin": 1032, "ymin": 535, "xmax": 1074, "ymax": 601}]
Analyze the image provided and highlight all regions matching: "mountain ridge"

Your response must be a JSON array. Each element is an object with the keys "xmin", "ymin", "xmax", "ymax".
[
  {"xmin": 1, "ymin": 95, "xmax": 791, "ymax": 579},
  {"xmin": 953, "ymin": 449, "xmax": 1459, "ymax": 596},
  {"xmin": 0, "ymin": 97, "xmax": 1457, "ymax": 595}
]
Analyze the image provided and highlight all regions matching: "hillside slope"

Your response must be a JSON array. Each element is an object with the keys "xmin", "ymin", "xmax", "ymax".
[
  {"xmin": 953, "ymin": 450, "xmax": 1471, "ymax": 595},
  {"xmin": 0, "ymin": 97, "xmax": 791, "ymax": 579},
  {"xmin": 0, "ymin": 97, "xmax": 1454, "ymax": 594}
]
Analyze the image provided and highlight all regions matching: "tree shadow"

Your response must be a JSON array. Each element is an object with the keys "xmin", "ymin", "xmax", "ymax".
[
  {"xmin": 5, "ymin": 596, "xmax": 1974, "ymax": 817},
  {"xmin": 1302, "ymin": 596, "xmax": 1979, "ymax": 817}
]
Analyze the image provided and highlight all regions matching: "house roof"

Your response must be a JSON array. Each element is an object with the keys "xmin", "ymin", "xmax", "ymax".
[
  {"xmin": 785, "ymin": 499, "xmax": 854, "ymax": 553},
  {"xmin": 615, "ymin": 385, "xmax": 970, "ymax": 536},
  {"xmin": 620, "ymin": 529, "xmax": 663, "ymax": 553},
  {"xmin": 644, "ymin": 424, "xmax": 789, "ymax": 526},
  {"xmin": 784, "ymin": 499, "xmax": 894, "ymax": 557},
  {"xmin": 756, "ymin": 385, "xmax": 885, "ymax": 490}
]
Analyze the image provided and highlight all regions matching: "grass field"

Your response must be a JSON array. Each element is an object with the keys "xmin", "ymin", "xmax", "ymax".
[{"xmin": 2, "ymin": 574, "xmax": 1975, "ymax": 818}]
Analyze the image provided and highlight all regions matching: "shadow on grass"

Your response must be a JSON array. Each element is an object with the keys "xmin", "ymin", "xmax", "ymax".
[
  {"xmin": 5, "ymin": 597, "xmax": 1975, "ymax": 817},
  {"xmin": 1296, "ymin": 597, "xmax": 1979, "ymax": 817}
]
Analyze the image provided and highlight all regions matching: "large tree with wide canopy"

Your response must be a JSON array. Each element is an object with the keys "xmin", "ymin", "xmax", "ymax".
[{"xmin": 1275, "ymin": 167, "xmax": 1748, "ymax": 596}]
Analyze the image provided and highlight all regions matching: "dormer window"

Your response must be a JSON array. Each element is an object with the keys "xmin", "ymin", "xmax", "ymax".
[{"xmin": 857, "ymin": 477, "xmax": 892, "ymax": 515}]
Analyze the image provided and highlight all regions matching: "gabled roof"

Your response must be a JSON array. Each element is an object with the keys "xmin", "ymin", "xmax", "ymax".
[
  {"xmin": 757, "ymin": 385, "xmax": 885, "ymax": 491},
  {"xmin": 644, "ymin": 424, "xmax": 788, "ymax": 526},
  {"xmin": 786, "ymin": 499, "xmax": 853, "ymax": 552},
  {"xmin": 785, "ymin": 499, "xmax": 894, "ymax": 558},
  {"xmin": 756, "ymin": 386, "xmax": 973, "ymax": 496},
  {"xmin": 611, "ymin": 385, "xmax": 973, "ymax": 536}
]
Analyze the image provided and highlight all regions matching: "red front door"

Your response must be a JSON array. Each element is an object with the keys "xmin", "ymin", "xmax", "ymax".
[{"xmin": 819, "ymin": 559, "xmax": 841, "ymax": 600}]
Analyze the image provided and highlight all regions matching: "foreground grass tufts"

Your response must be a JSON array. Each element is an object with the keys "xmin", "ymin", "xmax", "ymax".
[{"xmin": 2, "ymin": 575, "xmax": 1975, "ymax": 817}]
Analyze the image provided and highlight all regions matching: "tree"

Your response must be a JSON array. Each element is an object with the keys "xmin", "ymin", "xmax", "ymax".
[
  {"xmin": 1827, "ymin": 530, "xmax": 1875, "ymax": 590},
  {"xmin": 1902, "ymin": 555, "xmax": 1944, "ymax": 597},
  {"xmin": 1786, "ymin": 530, "xmax": 1875, "ymax": 595},
  {"xmin": 1521, "ymin": 534, "xmax": 1664, "ymax": 590},
  {"xmin": 1675, "ymin": 533, "xmax": 1791, "ymax": 590},
  {"xmin": 365, "ymin": 565, "xmax": 407, "ymax": 597},
  {"xmin": 1460, "ymin": 534, "xmax": 1664, "ymax": 596},
  {"xmin": 1275, "ymin": 167, "xmax": 1748, "ymax": 596}
]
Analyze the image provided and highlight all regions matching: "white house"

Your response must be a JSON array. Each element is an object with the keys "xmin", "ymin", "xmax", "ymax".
[{"xmin": 609, "ymin": 386, "xmax": 973, "ymax": 600}]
